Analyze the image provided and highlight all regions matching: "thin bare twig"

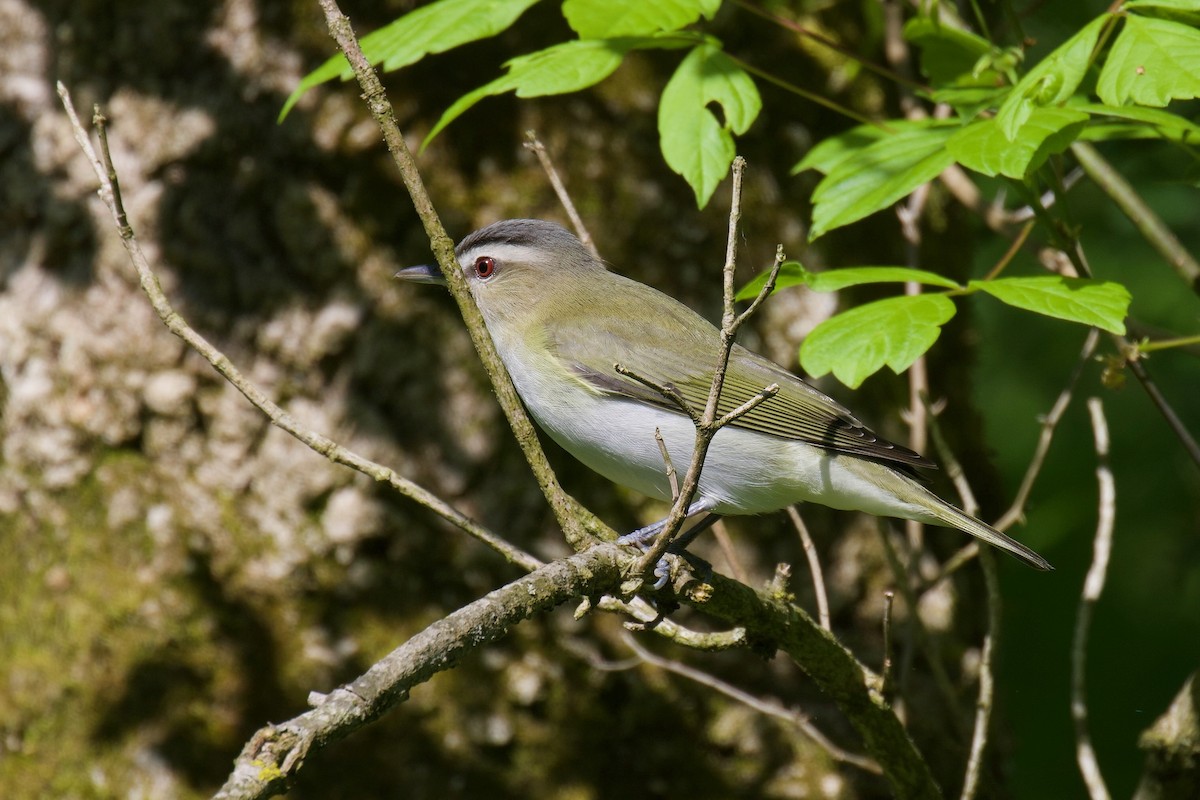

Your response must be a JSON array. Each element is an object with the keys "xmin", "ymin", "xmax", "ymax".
[
  {"xmin": 710, "ymin": 521, "xmax": 748, "ymax": 584},
  {"xmin": 654, "ymin": 427, "xmax": 680, "ymax": 498},
  {"xmin": 878, "ymin": 522, "xmax": 967, "ymax": 735},
  {"xmin": 57, "ymin": 84, "xmax": 544, "ymax": 573},
  {"xmin": 961, "ymin": 549, "xmax": 999, "ymax": 800},
  {"xmin": 787, "ymin": 506, "xmax": 830, "ymax": 631},
  {"xmin": 620, "ymin": 632, "xmax": 882, "ymax": 774},
  {"xmin": 881, "ymin": 590, "xmax": 896, "ymax": 696},
  {"xmin": 924, "ymin": 399, "xmax": 1002, "ymax": 800},
  {"xmin": 523, "ymin": 130, "xmax": 598, "ymax": 259},
  {"xmin": 314, "ymin": 0, "xmax": 608, "ymax": 551},
  {"xmin": 1073, "ymin": 398, "xmax": 1116, "ymax": 800},
  {"xmin": 632, "ymin": 160, "xmax": 786, "ymax": 582}
]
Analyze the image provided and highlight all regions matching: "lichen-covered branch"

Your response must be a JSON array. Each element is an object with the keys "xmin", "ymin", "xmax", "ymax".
[{"xmin": 213, "ymin": 545, "xmax": 627, "ymax": 800}]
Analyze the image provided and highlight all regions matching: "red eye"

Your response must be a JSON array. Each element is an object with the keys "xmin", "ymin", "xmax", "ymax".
[{"xmin": 474, "ymin": 256, "xmax": 496, "ymax": 279}]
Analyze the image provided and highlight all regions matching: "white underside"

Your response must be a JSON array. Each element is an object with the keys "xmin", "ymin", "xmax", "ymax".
[{"xmin": 495, "ymin": 332, "xmax": 940, "ymax": 522}]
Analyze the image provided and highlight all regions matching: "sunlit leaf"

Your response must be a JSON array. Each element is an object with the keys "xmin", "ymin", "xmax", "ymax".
[
  {"xmin": 563, "ymin": 0, "xmax": 720, "ymax": 37},
  {"xmin": 425, "ymin": 36, "xmax": 681, "ymax": 144},
  {"xmin": 735, "ymin": 263, "xmax": 960, "ymax": 301},
  {"xmin": 808, "ymin": 122, "xmax": 957, "ymax": 240},
  {"xmin": 948, "ymin": 107, "xmax": 1088, "ymax": 177},
  {"xmin": 281, "ymin": 0, "xmax": 540, "ymax": 120},
  {"xmin": 799, "ymin": 295, "xmax": 957, "ymax": 388},
  {"xmin": 995, "ymin": 14, "xmax": 1110, "ymax": 140},
  {"xmin": 659, "ymin": 43, "xmax": 762, "ymax": 207},
  {"xmin": 1097, "ymin": 14, "xmax": 1200, "ymax": 106},
  {"xmin": 969, "ymin": 276, "xmax": 1130, "ymax": 334}
]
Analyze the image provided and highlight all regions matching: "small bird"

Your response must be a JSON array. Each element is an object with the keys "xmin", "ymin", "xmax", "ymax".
[{"xmin": 397, "ymin": 219, "xmax": 1051, "ymax": 572}]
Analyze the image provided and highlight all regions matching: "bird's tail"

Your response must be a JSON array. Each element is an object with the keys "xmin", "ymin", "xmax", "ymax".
[
  {"xmin": 858, "ymin": 460, "xmax": 1054, "ymax": 571},
  {"xmin": 922, "ymin": 495, "xmax": 1053, "ymax": 571}
]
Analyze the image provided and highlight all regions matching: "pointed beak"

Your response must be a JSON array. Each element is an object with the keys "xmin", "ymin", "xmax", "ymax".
[{"xmin": 394, "ymin": 264, "xmax": 447, "ymax": 286}]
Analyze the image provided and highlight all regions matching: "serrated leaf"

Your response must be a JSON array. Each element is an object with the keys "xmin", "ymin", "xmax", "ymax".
[
  {"xmin": 793, "ymin": 119, "xmax": 932, "ymax": 175},
  {"xmin": 735, "ymin": 263, "xmax": 961, "ymax": 300},
  {"xmin": 903, "ymin": 17, "xmax": 995, "ymax": 85},
  {"xmin": 1124, "ymin": 0, "xmax": 1200, "ymax": 20},
  {"xmin": 927, "ymin": 86, "xmax": 1010, "ymax": 121},
  {"xmin": 800, "ymin": 295, "xmax": 957, "ymax": 388},
  {"xmin": 1125, "ymin": 0, "xmax": 1200, "ymax": 9},
  {"xmin": 948, "ymin": 107, "xmax": 1088, "ymax": 177},
  {"xmin": 564, "ymin": 0, "xmax": 719, "ymax": 38},
  {"xmin": 808, "ymin": 123, "xmax": 957, "ymax": 240},
  {"xmin": 734, "ymin": 263, "xmax": 960, "ymax": 302},
  {"xmin": 659, "ymin": 44, "xmax": 762, "ymax": 207},
  {"xmin": 806, "ymin": 267, "xmax": 962, "ymax": 292},
  {"xmin": 995, "ymin": 14, "xmax": 1110, "ymax": 140},
  {"xmin": 1097, "ymin": 15, "xmax": 1200, "ymax": 107},
  {"xmin": 425, "ymin": 37, "xmax": 669, "ymax": 144},
  {"xmin": 969, "ymin": 276, "xmax": 1130, "ymax": 334},
  {"xmin": 1075, "ymin": 102, "xmax": 1200, "ymax": 141},
  {"xmin": 281, "ymin": 0, "xmax": 540, "ymax": 120}
]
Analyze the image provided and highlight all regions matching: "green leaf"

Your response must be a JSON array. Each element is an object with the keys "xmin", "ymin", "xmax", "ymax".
[
  {"xmin": 808, "ymin": 122, "xmax": 957, "ymax": 240},
  {"xmin": 1077, "ymin": 102, "xmax": 1200, "ymax": 141},
  {"xmin": 425, "ymin": 37, "xmax": 664, "ymax": 144},
  {"xmin": 564, "ymin": 0, "xmax": 720, "ymax": 38},
  {"xmin": 926, "ymin": 86, "xmax": 1010, "ymax": 121},
  {"xmin": 735, "ymin": 263, "xmax": 960, "ymax": 301},
  {"xmin": 792, "ymin": 119, "xmax": 930, "ymax": 175},
  {"xmin": 948, "ymin": 107, "xmax": 1089, "ymax": 178},
  {"xmin": 659, "ymin": 43, "xmax": 762, "ymax": 207},
  {"xmin": 1124, "ymin": 0, "xmax": 1200, "ymax": 21},
  {"xmin": 805, "ymin": 267, "xmax": 962, "ymax": 292},
  {"xmin": 1125, "ymin": 0, "xmax": 1200, "ymax": 9},
  {"xmin": 800, "ymin": 295, "xmax": 957, "ymax": 388},
  {"xmin": 1097, "ymin": 15, "xmax": 1200, "ymax": 107},
  {"xmin": 281, "ymin": 0, "xmax": 540, "ymax": 120},
  {"xmin": 969, "ymin": 276, "xmax": 1131, "ymax": 334},
  {"xmin": 995, "ymin": 14, "xmax": 1110, "ymax": 140},
  {"xmin": 903, "ymin": 17, "xmax": 996, "ymax": 85}
]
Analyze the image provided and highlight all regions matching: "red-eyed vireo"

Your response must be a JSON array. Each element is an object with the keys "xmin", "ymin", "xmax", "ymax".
[{"xmin": 396, "ymin": 219, "xmax": 1052, "ymax": 572}]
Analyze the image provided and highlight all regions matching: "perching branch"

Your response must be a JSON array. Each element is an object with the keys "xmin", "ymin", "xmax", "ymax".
[{"xmin": 213, "ymin": 545, "xmax": 627, "ymax": 800}]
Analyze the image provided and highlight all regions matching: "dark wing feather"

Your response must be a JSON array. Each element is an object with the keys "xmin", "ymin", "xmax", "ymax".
[{"xmin": 549, "ymin": 277, "xmax": 935, "ymax": 472}]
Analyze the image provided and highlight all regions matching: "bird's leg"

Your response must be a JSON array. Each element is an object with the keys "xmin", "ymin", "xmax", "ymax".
[{"xmin": 618, "ymin": 498, "xmax": 721, "ymax": 589}]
